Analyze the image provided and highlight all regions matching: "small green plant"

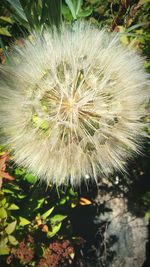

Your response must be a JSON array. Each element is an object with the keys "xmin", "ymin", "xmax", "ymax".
[{"xmin": 0, "ymin": 148, "xmax": 88, "ymax": 265}]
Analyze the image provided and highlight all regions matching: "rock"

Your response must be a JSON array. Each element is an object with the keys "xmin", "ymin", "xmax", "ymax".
[{"xmin": 94, "ymin": 194, "xmax": 148, "ymax": 267}]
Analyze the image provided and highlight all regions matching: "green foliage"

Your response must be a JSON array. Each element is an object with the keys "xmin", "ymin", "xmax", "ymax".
[
  {"xmin": 3, "ymin": 0, "xmax": 62, "ymax": 30},
  {"xmin": 0, "ymin": 191, "xmax": 18, "ymax": 256},
  {"xmin": 64, "ymin": 0, "xmax": 92, "ymax": 20},
  {"xmin": 0, "ymin": 147, "xmax": 83, "ymax": 264},
  {"xmin": 0, "ymin": 1, "xmax": 149, "ymax": 266}
]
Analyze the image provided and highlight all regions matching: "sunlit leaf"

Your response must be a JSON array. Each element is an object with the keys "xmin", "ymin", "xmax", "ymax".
[
  {"xmin": 0, "ymin": 238, "xmax": 9, "ymax": 255},
  {"xmin": 5, "ymin": 221, "xmax": 17, "ymax": 234},
  {"xmin": 8, "ymin": 203, "xmax": 20, "ymax": 210},
  {"xmin": 3, "ymin": 189, "xmax": 14, "ymax": 194},
  {"xmin": 15, "ymin": 167, "xmax": 26, "ymax": 175},
  {"xmin": 120, "ymin": 35, "xmax": 129, "ymax": 45},
  {"xmin": 71, "ymin": 202, "xmax": 77, "ymax": 208},
  {"xmin": 24, "ymin": 173, "xmax": 37, "ymax": 184},
  {"xmin": 0, "ymin": 27, "xmax": 12, "ymax": 37},
  {"xmin": 34, "ymin": 198, "xmax": 45, "ymax": 211},
  {"xmin": 50, "ymin": 214, "xmax": 67, "ymax": 224},
  {"xmin": 19, "ymin": 216, "xmax": 31, "ymax": 226},
  {"xmin": 8, "ymin": 235, "xmax": 18, "ymax": 245},
  {"xmin": 42, "ymin": 206, "xmax": 54, "ymax": 220},
  {"xmin": 0, "ymin": 197, "xmax": 7, "ymax": 206},
  {"xmin": 59, "ymin": 197, "xmax": 67, "ymax": 205},
  {"xmin": 0, "ymin": 16, "xmax": 14, "ymax": 24},
  {"xmin": 47, "ymin": 222, "xmax": 62, "ymax": 238},
  {"xmin": 0, "ymin": 207, "xmax": 7, "ymax": 218}
]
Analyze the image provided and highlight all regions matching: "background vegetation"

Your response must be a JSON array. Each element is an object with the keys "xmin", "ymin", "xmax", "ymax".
[{"xmin": 0, "ymin": 0, "xmax": 150, "ymax": 266}]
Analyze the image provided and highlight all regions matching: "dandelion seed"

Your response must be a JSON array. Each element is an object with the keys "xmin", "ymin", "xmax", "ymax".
[{"xmin": 0, "ymin": 23, "xmax": 149, "ymax": 186}]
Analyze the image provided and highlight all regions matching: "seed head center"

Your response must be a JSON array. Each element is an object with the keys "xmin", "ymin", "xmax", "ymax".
[{"xmin": 63, "ymin": 97, "xmax": 76, "ymax": 112}]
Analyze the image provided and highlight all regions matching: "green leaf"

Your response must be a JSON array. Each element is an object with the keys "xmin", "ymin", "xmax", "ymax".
[
  {"xmin": 24, "ymin": 173, "xmax": 37, "ymax": 184},
  {"xmin": 3, "ymin": 189, "xmax": 14, "ymax": 194},
  {"xmin": 34, "ymin": 198, "xmax": 45, "ymax": 211},
  {"xmin": 7, "ymin": 184, "xmax": 20, "ymax": 191},
  {"xmin": 0, "ymin": 16, "xmax": 13, "ymax": 24},
  {"xmin": 120, "ymin": 34, "xmax": 129, "ymax": 45},
  {"xmin": 145, "ymin": 211, "xmax": 150, "ymax": 220},
  {"xmin": 0, "ymin": 207, "xmax": 7, "ymax": 219},
  {"xmin": 76, "ymin": 0, "xmax": 83, "ymax": 15},
  {"xmin": 69, "ymin": 188, "xmax": 78, "ymax": 197},
  {"xmin": 0, "ymin": 238, "xmax": 9, "ymax": 255},
  {"xmin": 8, "ymin": 203, "xmax": 20, "ymax": 210},
  {"xmin": 42, "ymin": 206, "xmax": 54, "ymax": 220},
  {"xmin": 78, "ymin": 8, "xmax": 92, "ymax": 18},
  {"xmin": 47, "ymin": 222, "xmax": 62, "ymax": 238},
  {"xmin": 50, "ymin": 214, "xmax": 67, "ymax": 225},
  {"xmin": 62, "ymin": 4, "xmax": 73, "ymax": 20},
  {"xmin": 8, "ymin": 235, "xmax": 18, "ymax": 245},
  {"xmin": 59, "ymin": 197, "xmax": 67, "ymax": 205},
  {"xmin": 0, "ymin": 197, "xmax": 7, "ymax": 206},
  {"xmin": 0, "ymin": 27, "xmax": 12, "ymax": 37},
  {"xmin": 127, "ymin": 23, "xmax": 147, "ymax": 32},
  {"xmin": 6, "ymin": 0, "xmax": 28, "ymax": 22},
  {"xmin": 71, "ymin": 202, "xmax": 77, "ymax": 208},
  {"xmin": 65, "ymin": 0, "xmax": 77, "ymax": 19},
  {"xmin": 15, "ymin": 167, "xmax": 26, "ymax": 175},
  {"xmin": 5, "ymin": 221, "xmax": 17, "ymax": 235},
  {"xmin": 18, "ymin": 194, "xmax": 26, "ymax": 199},
  {"xmin": 19, "ymin": 216, "xmax": 31, "ymax": 226}
]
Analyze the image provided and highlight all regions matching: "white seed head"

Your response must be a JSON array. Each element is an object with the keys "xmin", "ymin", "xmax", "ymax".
[{"xmin": 0, "ymin": 23, "xmax": 149, "ymax": 186}]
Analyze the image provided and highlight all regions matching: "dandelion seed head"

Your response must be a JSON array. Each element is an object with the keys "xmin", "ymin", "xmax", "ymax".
[{"xmin": 0, "ymin": 23, "xmax": 149, "ymax": 186}]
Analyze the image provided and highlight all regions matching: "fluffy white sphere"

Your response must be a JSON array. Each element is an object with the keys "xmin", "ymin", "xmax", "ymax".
[{"xmin": 0, "ymin": 23, "xmax": 149, "ymax": 186}]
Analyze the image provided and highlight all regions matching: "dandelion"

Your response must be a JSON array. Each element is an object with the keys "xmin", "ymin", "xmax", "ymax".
[{"xmin": 0, "ymin": 23, "xmax": 149, "ymax": 186}]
